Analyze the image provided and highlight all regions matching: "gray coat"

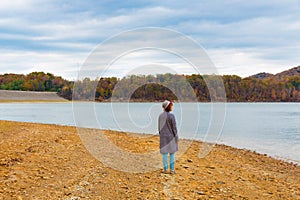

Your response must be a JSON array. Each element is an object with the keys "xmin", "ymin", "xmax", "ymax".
[{"xmin": 158, "ymin": 111, "xmax": 178, "ymax": 154}]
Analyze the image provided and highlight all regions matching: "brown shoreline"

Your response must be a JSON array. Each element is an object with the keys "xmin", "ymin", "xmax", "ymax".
[
  {"xmin": 0, "ymin": 90, "xmax": 68, "ymax": 102},
  {"xmin": 0, "ymin": 120, "xmax": 299, "ymax": 199}
]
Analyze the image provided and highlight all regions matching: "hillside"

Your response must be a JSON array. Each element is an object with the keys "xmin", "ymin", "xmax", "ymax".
[
  {"xmin": 249, "ymin": 72, "xmax": 274, "ymax": 80},
  {"xmin": 274, "ymin": 66, "xmax": 300, "ymax": 79},
  {"xmin": 250, "ymin": 66, "xmax": 300, "ymax": 80}
]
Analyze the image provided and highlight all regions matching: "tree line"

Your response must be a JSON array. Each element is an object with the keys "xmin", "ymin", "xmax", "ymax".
[
  {"xmin": 0, "ymin": 72, "xmax": 72, "ymax": 99},
  {"xmin": 1, "ymin": 70, "xmax": 300, "ymax": 102}
]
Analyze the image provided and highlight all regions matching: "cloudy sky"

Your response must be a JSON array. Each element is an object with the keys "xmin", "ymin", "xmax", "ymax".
[{"xmin": 1, "ymin": 0, "xmax": 300, "ymax": 79}]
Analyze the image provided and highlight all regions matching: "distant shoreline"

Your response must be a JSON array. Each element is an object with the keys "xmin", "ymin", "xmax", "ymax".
[
  {"xmin": 1, "ymin": 90, "xmax": 300, "ymax": 103},
  {"xmin": 0, "ymin": 99, "xmax": 70, "ymax": 103},
  {"xmin": 0, "ymin": 90, "xmax": 68, "ymax": 102},
  {"xmin": 1, "ymin": 66, "xmax": 300, "ymax": 102}
]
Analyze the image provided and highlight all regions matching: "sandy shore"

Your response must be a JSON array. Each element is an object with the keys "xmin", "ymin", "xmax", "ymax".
[
  {"xmin": 0, "ymin": 90, "xmax": 67, "ymax": 102},
  {"xmin": 0, "ymin": 120, "xmax": 299, "ymax": 199}
]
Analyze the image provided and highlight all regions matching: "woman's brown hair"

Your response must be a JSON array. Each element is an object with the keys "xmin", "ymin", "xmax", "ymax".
[{"xmin": 164, "ymin": 102, "xmax": 173, "ymax": 112}]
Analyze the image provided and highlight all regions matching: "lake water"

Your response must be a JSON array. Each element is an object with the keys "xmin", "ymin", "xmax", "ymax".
[{"xmin": 0, "ymin": 102, "xmax": 299, "ymax": 164}]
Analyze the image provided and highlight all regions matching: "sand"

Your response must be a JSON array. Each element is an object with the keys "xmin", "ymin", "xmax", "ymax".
[
  {"xmin": 0, "ymin": 90, "xmax": 67, "ymax": 102},
  {"xmin": 0, "ymin": 120, "xmax": 299, "ymax": 199}
]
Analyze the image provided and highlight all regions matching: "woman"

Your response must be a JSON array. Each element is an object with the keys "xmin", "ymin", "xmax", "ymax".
[{"xmin": 158, "ymin": 100, "xmax": 178, "ymax": 174}]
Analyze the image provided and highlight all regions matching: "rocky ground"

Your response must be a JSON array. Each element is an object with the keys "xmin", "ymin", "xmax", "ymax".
[{"xmin": 0, "ymin": 120, "xmax": 299, "ymax": 199}]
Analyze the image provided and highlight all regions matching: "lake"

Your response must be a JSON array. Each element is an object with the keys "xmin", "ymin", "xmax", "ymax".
[{"xmin": 0, "ymin": 102, "xmax": 299, "ymax": 164}]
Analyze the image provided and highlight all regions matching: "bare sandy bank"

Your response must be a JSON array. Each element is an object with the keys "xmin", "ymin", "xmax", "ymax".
[
  {"xmin": 0, "ymin": 120, "xmax": 299, "ymax": 199},
  {"xmin": 0, "ymin": 90, "xmax": 67, "ymax": 102}
]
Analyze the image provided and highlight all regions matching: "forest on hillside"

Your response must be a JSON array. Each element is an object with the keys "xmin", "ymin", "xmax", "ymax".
[{"xmin": 0, "ymin": 67, "xmax": 300, "ymax": 102}]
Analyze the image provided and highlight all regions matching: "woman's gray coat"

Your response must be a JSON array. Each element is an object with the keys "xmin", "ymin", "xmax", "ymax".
[{"xmin": 158, "ymin": 111, "xmax": 178, "ymax": 154}]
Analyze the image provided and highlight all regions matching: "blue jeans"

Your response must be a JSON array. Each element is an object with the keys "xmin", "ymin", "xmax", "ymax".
[{"xmin": 162, "ymin": 153, "xmax": 175, "ymax": 171}]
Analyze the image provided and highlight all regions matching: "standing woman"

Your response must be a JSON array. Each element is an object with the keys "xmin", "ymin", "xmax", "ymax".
[{"xmin": 158, "ymin": 100, "xmax": 178, "ymax": 174}]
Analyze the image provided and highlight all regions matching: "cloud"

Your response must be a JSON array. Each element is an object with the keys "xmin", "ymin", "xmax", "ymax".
[
  {"xmin": 208, "ymin": 47, "xmax": 300, "ymax": 77},
  {"xmin": 0, "ymin": 1, "xmax": 299, "ymax": 79},
  {"xmin": 0, "ymin": 0, "xmax": 35, "ymax": 11},
  {"xmin": 0, "ymin": 50, "xmax": 86, "ymax": 80},
  {"xmin": 176, "ymin": 14, "xmax": 300, "ymax": 49}
]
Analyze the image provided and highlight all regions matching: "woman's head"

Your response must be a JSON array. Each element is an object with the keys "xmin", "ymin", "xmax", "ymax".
[{"xmin": 162, "ymin": 100, "xmax": 173, "ymax": 112}]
